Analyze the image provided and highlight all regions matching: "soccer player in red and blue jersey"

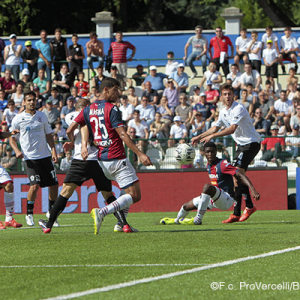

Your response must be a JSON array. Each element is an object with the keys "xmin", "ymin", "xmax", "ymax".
[
  {"xmin": 75, "ymin": 78, "xmax": 152, "ymax": 234},
  {"xmin": 160, "ymin": 142, "xmax": 260, "ymax": 225}
]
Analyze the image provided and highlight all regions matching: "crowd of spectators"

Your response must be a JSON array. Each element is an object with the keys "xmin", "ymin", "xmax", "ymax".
[{"xmin": 0, "ymin": 25, "xmax": 300, "ymax": 170}]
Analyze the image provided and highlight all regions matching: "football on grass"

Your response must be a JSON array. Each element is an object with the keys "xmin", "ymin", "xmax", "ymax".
[{"xmin": 175, "ymin": 143, "xmax": 196, "ymax": 165}]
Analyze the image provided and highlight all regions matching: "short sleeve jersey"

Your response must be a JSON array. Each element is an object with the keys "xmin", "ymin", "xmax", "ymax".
[
  {"xmin": 187, "ymin": 36, "xmax": 207, "ymax": 52},
  {"xmin": 207, "ymin": 158, "xmax": 237, "ymax": 196},
  {"xmin": 74, "ymin": 100, "xmax": 126, "ymax": 161},
  {"xmin": 35, "ymin": 39, "xmax": 51, "ymax": 63},
  {"xmin": 109, "ymin": 41, "xmax": 135, "ymax": 63},
  {"xmin": 209, "ymin": 36, "xmax": 233, "ymax": 58},
  {"xmin": 50, "ymin": 37, "xmax": 67, "ymax": 60}
]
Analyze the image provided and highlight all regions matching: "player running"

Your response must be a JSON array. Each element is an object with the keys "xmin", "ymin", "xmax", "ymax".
[
  {"xmin": 192, "ymin": 84, "xmax": 261, "ymax": 223},
  {"xmin": 38, "ymin": 98, "xmax": 135, "ymax": 233},
  {"xmin": 75, "ymin": 78, "xmax": 152, "ymax": 234},
  {"xmin": 160, "ymin": 142, "xmax": 260, "ymax": 225},
  {"xmin": 9, "ymin": 92, "xmax": 59, "ymax": 227}
]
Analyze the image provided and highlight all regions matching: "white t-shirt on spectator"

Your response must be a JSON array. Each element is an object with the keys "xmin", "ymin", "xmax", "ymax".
[
  {"xmin": 274, "ymin": 99, "xmax": 293, "ymax": 115},
  {"xmin": 135, "ymin": 104, "xmax": 155, "ymax": 122},
  {"xmin": 239, "ymin": 70, "xmax": 260, "ymax": 87},
  {"xmin": 262, "ymin": 48, "xmax": 278, "ymax": 64},
  {"xmin": 3, "ymin": 108, "xmax": 18, "ymax": 126},
  {"xmin": 170, "ymin": 124, "xmax": 187, "ymax": 139},
  {"xmin": 128, "ymin": 119, "xmax": 148, "ymax": 138},
  {"xmin": 235, "ymin": 36, "xmax": 251, "ymax": 52},
  {"xmin": 203, "ymin": 70, "xmax": 221, "ymax": 90},
  {"xmin": 247, "ymin": 41, "xmax": 262, "ymax": 60},
  {"xmin": 280, "ymin": 35, "xmax": 298, "ymax": 51},
  {"xmin": 226, "ymin": 72, "xmax": 241, "ymax": 88},
  {"xmin": 261, "ymin": 33, "xmax": 278, "ymax": 49},
  {"xmin": 119, "ymin": 103, "xmax": 134, "ymax": 122},
  {"xmin": 165, "ymin": 61, "xmax": 179, "ymax": 76}
]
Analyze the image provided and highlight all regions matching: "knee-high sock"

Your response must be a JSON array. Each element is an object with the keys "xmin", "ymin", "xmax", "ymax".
[
  {"xmin": 100, "ymin": 194, "xmax": 133, "ymax": 217},
  {"xmin": 194, "ymin": 194, "xmax": 210, "ymax": 224},
  {"xmin": 106, "ymin": 196, "xmax": 129, "ymax": 226},
  {"xmin": 27, "ymin": 201, "xmax": 34, "ymax": 215},
  {"xmin": 4, "ymin": 192, "xmax": 14, "ymax": 222},
  {"xmin": 233, "ymin": 185, "xmax": 243, "ymax": 216},
  {"xmin": 241, "ymin": 185, "xmax": 253, "ymax": 209},
  {"xmin": 175, "ymin": 205, "xmax": 189, "ymax": 223},
  {"xmin": 46, "ymin": 195, "xmax": 68, "ymax": 228}
]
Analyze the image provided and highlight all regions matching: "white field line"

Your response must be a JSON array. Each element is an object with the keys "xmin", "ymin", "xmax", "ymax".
[
  {"xmin": 0, "ymin": 263, "xmax": 206, "ymax": 268},
  {"xmin": 43, "ymin": 245, "xmax": 300, "ymax": 300}
]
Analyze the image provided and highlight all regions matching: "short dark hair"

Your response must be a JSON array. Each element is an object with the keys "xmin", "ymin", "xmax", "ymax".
[
  {"xmin": 204, "ymin": 142, "xmax": 217, "ymax": 150},
  {"xmin": 7, "ymin": 100, "xmax": 15, "ymax": 106},
  {"xmin": 195, "ymin": 25, "xmax": 203, "ymax": 30},
  {"xmin": 51, "ymin": 87, "xmax": 58, "ymax": 92},
  {"xmin": 133, "ymin": 110, "xmax": 140, "ymax": 114},
  {"xmin": 72, "ymin": 33, "xmax": 78, "ymax": 38},
  {"xmin": 98, "ymin": 77, "xmax": 120, "ymax": 93},
  {"xmin": 55, "ymin": 28, "xmax": 61, "ymax": 33},
  {"xmin": 90, "ymin": 31, "xmax": 97, "ymax": 37},
  {"xmin": 241, "ymin": 28, "xmax": 247, "ymax": 32},
  {"xmin": 231, "ymin": 63, "xmax": 238, "ymax": 68},
  {"xmin": 167, "ymin": 51, "xmax": 174, "ymax": 56},
  {"xmin": 266, "ymin": 26, "xmax": 273, "ymax": 30},
  {"xmin": 284, "ymin": 26, "xmax": 292, "ymax": 31},
  {"xmin": 251, "ymin": 30, "xmax": 258, "ymax": 35},
  {"xmin": 24, "ymin": 91, "xmax": 36, "ymax": 99},
  {"xmin": 220, "ymin": 84, "xmax": 234, "ymax": 94},
  {"xmin": 280, "ymin": 90, "xmax": 287, "ymax": 94},
  {"xmin": 76, "ymin": 98, "xmax": 90, "ymax": 110}
]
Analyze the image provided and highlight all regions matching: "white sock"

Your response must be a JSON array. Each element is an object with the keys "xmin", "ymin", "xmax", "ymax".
[
  {"xmin": 175, "ymin": 205, "xmax": 189, "ymax": 223},
  {"xmin": 194, "ymin": 193, "xmax": 210, "ymax": 224},
  {"xmin": 4, "ymin": 192, "xmax": 14, "ymax": 222},
  {"xmin": 100, "ymin": 194, "xmax": 133, "ymax": 217}
]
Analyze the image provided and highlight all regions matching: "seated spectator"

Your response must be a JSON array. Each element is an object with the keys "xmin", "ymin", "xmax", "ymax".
[
  {"xmin": 274, "ymin": 90, "xmax": 293, "ymax": 131},
  {"xmin": 277, "ymin": 117, "xmax": 287, "ymax": 136},
  {"xmin": 234, "ymin": 28, "xmax": 250, "ymax": 67},
  {"xmin": 162, "ymin": 78, "xmax": 180, "ymax": 109},
  {"xmin": 169, "ymin": 63, "xmax": 189, "ymax": 93},
  {"xmin": 143, "ymin": 66, "xmax": 167, "ymax": 96},
  {"xmin": 287, "ymin": 83, "xmax": 297, "ymax": 101},
  {"xmin": 205, "ymin": 82, "xmax": 219, "ymax": 105},
  {"xmin": 168, "ymin": 116, "xmax": 187, "ymax": 147},
  {"xmin": 42, "ymin": 99, "xmax": 60, "ymax": 128},
  {"xmin": 261, "ymin": 124, "xmax": 291, "ymax": 164},
  {"xmin": 0, "ymin": 90, "xmax": 8, "ymax": 111},
  {"xmin": 3, "ymin": 100, "xmax": 17, "ymax": 127},
  {"xmin": 11, "ymin": 82, "xmax": 24, "ymax": 108},
  {"xmin": 53, "ymin": 133, "xmax": 64, "ymax": 161},
  {"xmin": 33, "ymin": 86, "xmax": 45, "ymax": 111},
  {"xmin": 136, "ymin": 96, "xmax": 155, "ymax": 127},
  {"xmin": 254, "ymin": 91, "xmax": 274, "ymax": 124},
  {"xmin": 21, "ymin": 40, "xmax": 38, "ymax": 80},
  {"xmin": 193, "ymin": 147, "xmax": 205, "ymax": 168},
  {"xmin": 47, "ymin": 87, "xmax": 63, "ymax": 110},
  {"xmin": 262, "ymin": 40, "xmax": 278, "ymax": 90},
  {"xmin": 88, "ymin": 86, "xmax": 97, "ymax": 103},
  {"xmin": 175, "ymin": 93, "xmax": 192, "ymax": 129},
  {"xmin": 156, "ymin": 96, "xmax": 174, "ymax": 126},
  {"xmin": 0, "ymin": 121, "xmax": 9, "ymax": 156},
  {"xmin": 0, "ymin": 69, "xmax": 16, "ymax": 97},
  {"xmin": 119, "ymin": 95, "xmax": 134, "ymax": 124},
  {"xmin": 190, "ymin": 112, "xmax": 205, "ymax": 137},
  {"xmin": 253, "ymin": 108, "xmax": 269, "ymax": 135},
  {"xmin": 33, "ymin": 68, "xmax": 50, "ymax": 98},
  {"xmin": 238, "ymin": 89, "xmax": 253, "ymax": 114},
  {"xmin": 142, "ymin": 81, "xmax": 159, "ymax": 105},
  {"xmin": 53, "ymin": 120, "xmax": 67, "ymax": 140},
  {"xmin": 53, "ymin": 64, "xmax": 73, "ymax": 102},
  {"xmin": 226, "ymin": 64, "xmax": 241, "ymax": 97},
  {"xmin": 263, "ymin": 80, "xmax": 276, "ymax": 101},
  {"xmin": 149, "ymin": 112, "xmax": 169, "ymax": 139},
  {"xmin": 127, "ymin": 127, "xmax": 138, "ymax": 168},
  {"xmin": 109, "ymin": 65, "xmax": 126, "ymax": 91},
  {"xmin": 1, "ymin": 146, "xmax": 17, "ymax": 171},
  {"xmin": 74, "ymin": 72, "xmax": 89, "ymax": 98},
  {"xmin": 285, "ymin": 124, "xmax": 300, "ymax": 161},
  {"xmin": 92, "ymin": 65, "xmax": 107, "ymax": 89},
  {"xmin": 165, "ymin": 51, "xmax": 179, "ymax": 76},
  {"xmin": 61, "ymin": 97, "xmax": 75, "ymax": 128},
  {"xmin": 60, "ymin": 150, "xmax": 72, "ymax": 172},
  {"xmin": 239, "ymin": 63, "xmax": 261, "ymax": 93},
  {"xmin": 132, "ymin": 64, "xmax": 147, "ymax": 86},
  {"xmin": 19, "ymin": 68, "xmax": 33, "ymax": 94},
  {"xmin": 189, "ymin": 86, "xmax": 201, "ymax": 106},
  {"xmin": 127, "ymin": 86, "xmax": 139, "ymax": 107},
  {"xmin": 246, "ymin": 31, "xmax": 262, "ymax": 74},
  {"xmin": 290, "ymin": 101, "xmax": 300, "ymax": 128},
  {"xmin": 287, "ymin": 67, "xmax": 298, "ymax": 86},
  {"xmin": 246, "ymin": 83, "xmax": 258, "ymax": 105},
  {"xmin": 199, "ymin": 61, "xmax": 222, "ymax": 91}
]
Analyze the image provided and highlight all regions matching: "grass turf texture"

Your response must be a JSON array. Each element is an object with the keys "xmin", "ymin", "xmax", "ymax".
[{"xmin": 1, "ymin": 210, "xmax": 300, "ymax": 300}]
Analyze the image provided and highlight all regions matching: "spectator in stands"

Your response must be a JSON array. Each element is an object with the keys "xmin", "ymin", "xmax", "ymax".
[
  {"xmin": 190, "ymin": 112, "xmax": 205, "ymax": 137},
  {"xmin": 0, "ymin": 121, "xmax": 9, "ymax": 156},
  {"xmin": 33, "ymin": 86, "xmax": 44, "ymax": 111},
  {"xmin": 119, "ymin": 95, "xmax": 134, "ymax": 124},
  {"xmin": 53, "ymin": 120, "xmax": 67, "ymax": 140},
  {"xmin": 19, "ymin": 69, "xmax": 33, "ymax": 94},
  {"xmin": 48, "ymin": 87, "xmax": 63, "ymax": 110},
  {"xmin": 246, "ymin": 83, "xmax": 258, "ymax": 105},
  {"xmin": 234, "ymin": 28, "xmax": 250, "ymax": 68},
  {"xmin": 263, "ymin": 40, "xmax": 278, "ymax": 91},
  {"xmin": 1, "ymin": 146, "xmax": 17, "ymax": 171},
  {"xmin": 0, "ymin": 90, "xmax": 8, "ymax": 111},
  {"xmin": 279, "ymin": 27, "xmax": 299, "ymax": 74},
  {"xmin": 35, "ymin": 29, "xmax": 52, "ymax": 80},
  {"xmin": 143, "ymin": 66, "xmax": 167, "ymax": 96},
  {"xmin": 209, "ymin": 27, "xmax": 233, "ymax": 77},
  {"xmin": 109, "ymin": 65, "xmax": 126, "ymax": 91},
  {"xmin": 261, "ymin": 124, "xmax": 291, "ymax": 164},
  {"xmin": 50, "ymin": 28, "xmax": 68, "ymax": 75},
  {"xmin": 21, "ymin": 40, "xmax": 38, "ymax": 80},
  {"xmin": 4, "ymin": 34, "xmax": 22, "ymax": 81},
  {"xmin": 165, "ymin": 51, "xmax": 179, "ymax": 76},
  {"xmin": 190, "ymin": 86, "xmax": 201, "ymax": 106},
  {"xmin": 67, "ymin": 33, "xmax": 85, "ymax": 81},
  {"xmin": 11, "ymin": 83, "xmax": 24, "ymax": 108},
  {"xmin": 246, "ymin": 31, "xmax": 262, "ymax": 74},
  {"xmin": 238, "ymin": 89, "xmax": 253, "ymax": 113},
  {"xmin": 3, "ymin": 100, "xmax": 17, "ymax": 127},
  {"xmin": 253, "ymin": 108, "xmax": 269, "ymax": 136},
  {"xmin": 60, "ymin": 151, "xmax": 72, "ymax": 172},
  {"xmin": 287, "ymin": 83, "xmax": 297, "ymax": 101},
  {"xmin": 226, "ymin": 64, "xmax": 241, "ymax": 97},
  {"xmin": 168, "ymin": 116, "xmax": 187, "ymax": 147},
  {"xmin": 33, "ymin": 68, "xmax": 50, "ymax": 98},
  {"xmin": 162, "ymin": 78, "xmax": 180, "ymax": 109},
  {"xmin": 274, "ymin": 90, "xmax": 292, "ymax": 131},
  {"xmin": 88, "ymin": 86, "xmax": 97, "ymax": 102},
  {"xmin": 169, "ymin": 63, "xmax": 189, "ymax": 93},
  {"xmin": 205, "ymin": 82, "xmax": 219, "ymax": 105},
  {"xmin": 61, "ymin": 97, "xmax": 75, "ymax": 128},
  {"xmin": 53, "ymin": 64, "xmax": 73, "ymax": 102},
  {"xmin": 142, "ymin": 81, "xmax": 159, "ymax": 105},
  {"xmin": 92, "ymin": 65, "xmax": 106, "ymax": 89},
  {"xmin": 0, "ymin": 69, "xmax": 16, "ymax": 98},
  {"xmin": 127, "ymin": 86, "xmax": 139, "ymax": 107},
  {"xmin": 149, "ymin": 112, "xmax": 169, "ymax": 139},
  {"xmin": 69, "ymin": 86, "xmax": 80, "ymax": 102},
  {"xmin": 199, "ymin": 61, "xmax": 222, "ymax": 91},
  {"xmin": 136, "ymin": 96, "xmax": 155, "ymax": 127},
  {"xmin": 0, "ymin": 37, "xmax": 5, "ymax": 74},
  {"xmin": 183, "ymin": 25, "xmax": 207, "ymax": 78},
  {"xmin": 261, "ymin": 26, "xmax": 280, "ymax": 54},
  {"xmin": 156, "ymin": 96, "xmax": 174, "ymax": 126},
  {"xmin": 108, "ymin": 31, "xmax": 136, "ymax": 77},
  {"xmin": 290, "ymin": 102, "xmax": 300, "ymax": 128},
  {"xmin": 132, "ymin": 64, "xmax": 147, "ymax": 86},
  {"xmin": 175, "ymin": 93, "xmax": 192, "ymax": 129},
  {"xmin": 86, "ymin": 32, "xmax": 104, "ymax": 77},
  {"xmin": 287, "ymin": 67, "xmax": 298, "ymax": 86},
  {"xmin": 53, "ymin": 133, "xmax": 64, "ymax": 163},
  {"xmin": 263, "ymin": 80, "xmax": 276, "ymax": 100},
  {"xmin": 43, "ymin": 99, "xmax": 60, "ymax": 128},
  {"xmin": 286, "ymin": 124, "xmax": 300, "ymax": 162},
  {"xmin": 75, "ymin": 72, "xmax": 89, "ymax": 98},
  {"xmin": 239, "ymin": 63, "xmax": 261, "ymax": 93},
  {"xmin": 254, "ymin": 91, "xmax": 274, "ymax": 124}
]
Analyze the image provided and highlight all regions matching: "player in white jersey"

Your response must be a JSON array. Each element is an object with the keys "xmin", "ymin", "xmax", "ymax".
[
  {"xmin": 9, "ymin": 92, "xmax": 58, "ymax": 227},
  {"xmin": 192, "ymin": 84, "xmax": 261, "ymax": 223},
  {"xmin": 38, "ymin": 98, "xmax": 135, "ymax": 234},
  {"xmin": 0, "ymin": 131, "xmax": 22, "ymax": 229}
]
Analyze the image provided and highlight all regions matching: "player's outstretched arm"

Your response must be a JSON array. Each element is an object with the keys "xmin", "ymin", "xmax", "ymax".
[
  {"xmin": 115, "ymin": 126, "xmax": 152, "ymax": 166},
  {"xmin": 191, "ymin": 125, "xmax": 219, "ymax": 145},
  {"xmin": 235, "ymin": 172, "xmax": 260, "ymax": 201},
  {"xmin": 200, "ymin": 124, "xmax": 237, "ymax": 144},
  {"xmin": 46, "ymin": 133, "xmax": 58, "ymax": 163}
]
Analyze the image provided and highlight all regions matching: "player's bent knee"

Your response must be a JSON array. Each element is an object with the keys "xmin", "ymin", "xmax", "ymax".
[
  {"xmin": 125, "ymin": 181, "xmax": 141, "ymax": 203},
  {"xmin": 61, "ymin": 183, "xmax": 77, "ymax": 198},
  {"xmin": 202, "ymin": 183, "xmax": 214, "ymax": 195}
]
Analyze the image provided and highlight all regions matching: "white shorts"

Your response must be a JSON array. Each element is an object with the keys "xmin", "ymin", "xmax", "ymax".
[
  {"xmin": 207, "ymin": 187, "xmax": 235, "ymax": 210},
  {"xmin": 0, "ymin": 165, "xmax": 12, "ymax": 185},
  {"xmin": 98, "ymin": 158, "xmax": 138, "ymax": 189}
]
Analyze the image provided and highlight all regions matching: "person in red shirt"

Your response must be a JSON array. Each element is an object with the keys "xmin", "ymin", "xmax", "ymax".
[
  {"xmin": 108, "ymin": 32, "xmax": 136, "ymax": 78},
  {"xmin": 261, "ymin": 124, "xmax": 291, "ymax": 163},
  {"xmin": 75, "ymin": 72, "xmax": 89, "ymax": 97},
  {"xmin": 205, "ymin": 82, "xmax": 219, "ymax": 105},
  {"xmin": 209, "ymin": 27, "xmax": 234, "ymax": 77}
]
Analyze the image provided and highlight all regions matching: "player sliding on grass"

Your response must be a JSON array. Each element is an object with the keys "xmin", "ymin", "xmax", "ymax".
[
  {"xmin": 160, "ymin": 142, "xmax": 260, "ymax": 225},
  {"xmin": 76, "ymin": 78, "xmax": 152, "ymax": 234}
]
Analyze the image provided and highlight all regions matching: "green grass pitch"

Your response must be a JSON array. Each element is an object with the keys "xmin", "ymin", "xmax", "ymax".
[{"xmin": 1, "ymin": 210, "xmax": 300, "ymax": 300}]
